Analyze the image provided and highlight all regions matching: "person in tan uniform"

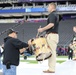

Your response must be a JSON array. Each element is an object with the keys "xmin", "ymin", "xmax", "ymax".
[
  {"xmin": 72, "ymin": 26, "xmax": 76, "ymax": 60},
  {"xmin": 38, "ymin": 3, "xmax": 59, "ymax": 73}
]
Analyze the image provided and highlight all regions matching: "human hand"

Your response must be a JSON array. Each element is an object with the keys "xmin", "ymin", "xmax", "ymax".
[
  {"xmin": 73, "ymin": 26, "xmax": 76, "ymax": 33},
  {"xmin": 28, "ymin": 39, "xmax": 32, "ymax": 45},
  {"xmin": 38, "ymin": 28, "xmax": 44, "ymax": 33},
  {"xmin": 45, "ymin": 34, "xmax": 48, "ymax": 38}
]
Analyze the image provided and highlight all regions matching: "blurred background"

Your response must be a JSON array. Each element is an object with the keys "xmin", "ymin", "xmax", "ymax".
[{"xmin": 0, "ymin": 0, "xmax": 76, "ymax": 56}]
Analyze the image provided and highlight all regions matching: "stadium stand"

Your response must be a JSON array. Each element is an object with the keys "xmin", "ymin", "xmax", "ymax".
[
  {"xmin": 0, "ymin": 0, "xmax": 76, "ymax": 47},
  {"xmin": 0, "ymin": 19, "xmax": 76, "ymax": 47},
  {"xmin": 0, "ymin": 0, "xmax": 76, "ymax": 20}
]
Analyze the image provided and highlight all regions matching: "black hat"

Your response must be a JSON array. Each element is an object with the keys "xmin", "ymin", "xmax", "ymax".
[{"xmin": 7, "ymin": 29, "xmax": 18, "ymax": 35}]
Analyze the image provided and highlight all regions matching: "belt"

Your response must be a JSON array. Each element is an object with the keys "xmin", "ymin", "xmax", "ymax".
[{"xmin": 47, "ymin": 32, "xmax": 58, "ymax": 34}]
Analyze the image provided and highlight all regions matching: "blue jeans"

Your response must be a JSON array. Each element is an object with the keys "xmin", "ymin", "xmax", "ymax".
[
  {"xmin": 0, "ymin": 58, "xmax": 2, "ymax": 69},
  {"xmin": 3, "ymin": 65, "xmax": 16, "ymax": 75}
]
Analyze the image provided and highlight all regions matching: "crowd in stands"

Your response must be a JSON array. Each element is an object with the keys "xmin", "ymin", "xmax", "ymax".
[{"xmin": 56, "ymin": 46, "xmax": 68, "ymax": 56}]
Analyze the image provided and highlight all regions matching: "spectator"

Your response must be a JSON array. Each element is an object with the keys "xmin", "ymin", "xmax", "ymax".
[{"xmin": 68, "ymin": 44, "xmax": 73, "ymax": 60}]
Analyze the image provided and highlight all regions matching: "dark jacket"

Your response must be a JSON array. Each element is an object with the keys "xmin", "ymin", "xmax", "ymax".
[
  {"xmin": 68, "ymin": 47, "xmax": 73, "ymax": 55},
  {"xmin": 3, "ymin": 36, "xmax": 28, "ymax": 66}
]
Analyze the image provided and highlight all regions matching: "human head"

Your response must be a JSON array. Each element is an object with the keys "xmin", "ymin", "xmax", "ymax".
[
  {"xmin": 7, "ymin": 29, "xmax": 18, "ymax": 38},
  {"xmin": 47, "ymin": 3, "xmax": 56, "ymax": 13},
  {"xmin": 73, "ymin": 26, "xmax": 76, "ymax": 33}
]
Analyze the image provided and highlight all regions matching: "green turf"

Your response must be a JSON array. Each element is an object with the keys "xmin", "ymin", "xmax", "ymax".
[
  {"xmin": 56, "ymin": 60, "xmax": 65, "ymax": 63},
  {"xmin": 57, "ymin": 56, "xmax": 68, "ymax": 58},
  {"xmin": 20, "ymin": 60, "xmax": 38, "ymax": 64},
  {"xmin": 20, "ymin": 55, "xmax": 67, "ymax": 64},
  {"xmin": 21, "ymin": 55, "xmax": 68, "ymax": 58},
  {"xmin": 20, "ymin": 59, "xmax": 66, "ymax": 64}
]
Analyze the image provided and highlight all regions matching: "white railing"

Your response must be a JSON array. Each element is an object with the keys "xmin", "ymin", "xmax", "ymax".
[{"xmin": 0, "ymin": 0, "xmax": 18, "ymax": 3}]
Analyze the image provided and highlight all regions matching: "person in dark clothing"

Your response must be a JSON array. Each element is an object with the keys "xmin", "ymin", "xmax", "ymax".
[
  {"xmin": 38, "ymin": 3, "xmax": 59, "ymax": 73},
  {"xmin": 68, "ymin": 44, "xmax": 73, "ymax": 60},
  {"xmin": 3, "ymin": 29, "xmax": 30, "ymax": 75}
]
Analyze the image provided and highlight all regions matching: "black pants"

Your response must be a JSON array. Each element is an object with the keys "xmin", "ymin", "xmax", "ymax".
[{"xmin": 68, "ymin": 53, "xmax": 73, "ymax": 60}]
